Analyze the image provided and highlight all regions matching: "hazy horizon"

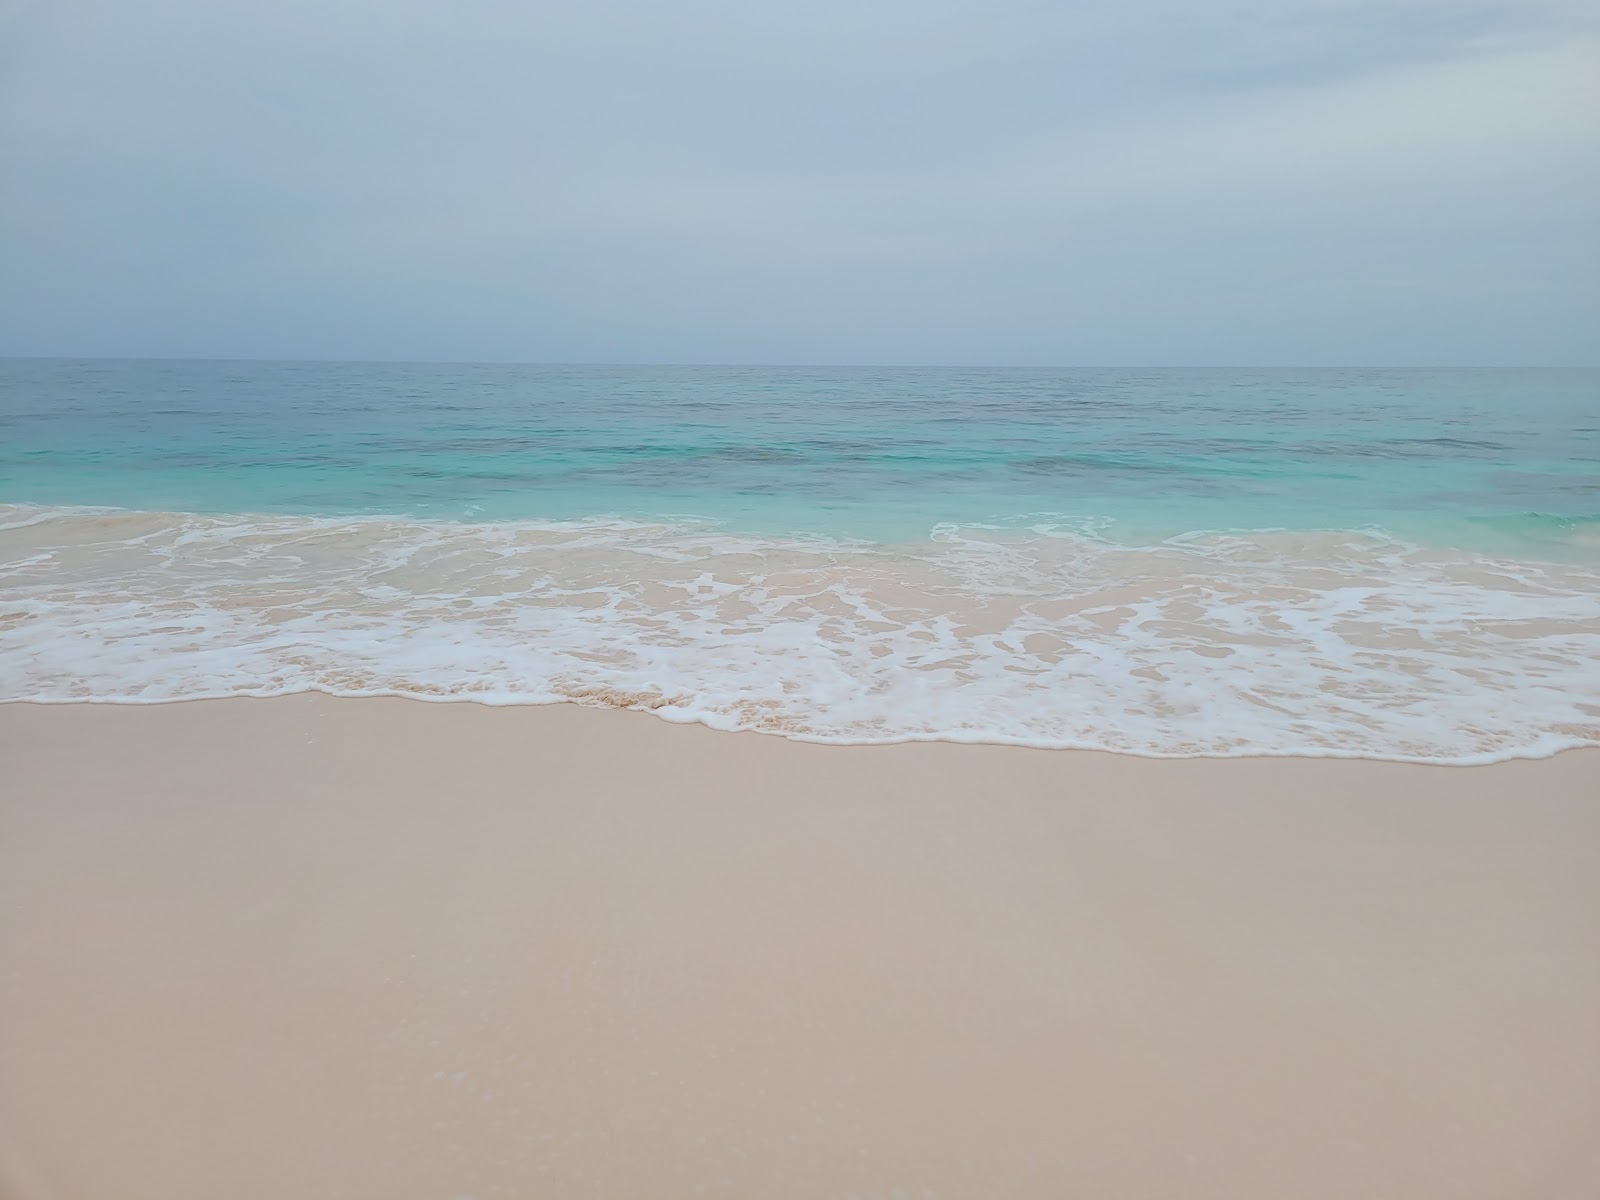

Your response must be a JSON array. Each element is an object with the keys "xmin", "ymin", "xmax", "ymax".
[{"xmin": 5, "ymin": 355, "xmax": 1599, "ymax": 371}]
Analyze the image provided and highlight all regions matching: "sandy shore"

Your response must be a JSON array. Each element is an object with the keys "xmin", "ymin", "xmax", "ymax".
[{"xmin": 1, "ymin": 696, "xmax": 1597, "ymax": 1199}]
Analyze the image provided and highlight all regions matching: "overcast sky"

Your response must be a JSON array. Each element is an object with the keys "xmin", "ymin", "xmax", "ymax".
[{"xmin": 1, "ymin": 0, "xmax": 1596, "ymax": 365}]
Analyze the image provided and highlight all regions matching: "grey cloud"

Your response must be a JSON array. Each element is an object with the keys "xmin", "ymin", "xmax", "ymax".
[
  {"xmin": 0, "ymin": 0, "xmax": 1595, "ymax": 364},
  {"xmin": 1172, "ymin": 0, "xmax": 1593, "ymax": 89}
]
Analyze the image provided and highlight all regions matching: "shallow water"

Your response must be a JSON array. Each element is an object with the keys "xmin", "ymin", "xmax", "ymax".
[{"xmin": 2, "ymin": 360, "xmax": 1597, "ymax": 760}]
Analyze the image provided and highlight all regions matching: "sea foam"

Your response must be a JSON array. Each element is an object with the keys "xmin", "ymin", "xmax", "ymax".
[{"xmin": 2, "ymin": 504, "xmax": 1598, "ymax": 763}]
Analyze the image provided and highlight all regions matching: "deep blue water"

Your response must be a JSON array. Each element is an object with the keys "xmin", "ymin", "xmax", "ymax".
[{"xmin": 3, "ymin": 359, "xmax": 1597, "ymax": 552}]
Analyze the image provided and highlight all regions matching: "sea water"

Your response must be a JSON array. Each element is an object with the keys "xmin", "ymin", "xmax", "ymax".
[{"xmin": 2, "ymin": 359, "xmax": 1597, "ymax": 761}]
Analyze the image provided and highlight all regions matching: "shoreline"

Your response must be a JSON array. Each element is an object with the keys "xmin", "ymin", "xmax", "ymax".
[
  {"xmin": 3, "ymin": 695, "xmax": 1599, "ymax": 1198},
  {"xmin": 6, "ymin": 501, "xmax": 1600, "ymax": 764},
  {"xmin": 4, "ymin": 691, "xmax": 1599, "ymax": 766}
]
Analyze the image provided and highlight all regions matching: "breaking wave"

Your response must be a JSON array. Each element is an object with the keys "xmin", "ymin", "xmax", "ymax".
[{"xmin": 3, "ymin": 504, "xmax": 1598, "ymax": 763}]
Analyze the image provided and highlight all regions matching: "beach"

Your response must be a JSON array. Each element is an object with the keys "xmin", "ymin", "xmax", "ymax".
[
  {"xmin": 3, "ymin": 695, "xmax": 1597, "ymax": 1199},
  {"xmin": 5, "ymin": 0, "xmax": 1597, "ymax": 1188}
]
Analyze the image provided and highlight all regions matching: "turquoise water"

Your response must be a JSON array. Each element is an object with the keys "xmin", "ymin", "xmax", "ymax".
[
  {"xmin": 3, "ymin": 359, "xmax": 1597, "ymax": 553},
  {"xmin": 2, "ymin": 358, "xmax": 1598, "ymax": 761}
]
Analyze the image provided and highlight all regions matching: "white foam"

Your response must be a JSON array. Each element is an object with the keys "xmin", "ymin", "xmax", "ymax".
[{"xmin": 2, "ymin": 503, "xmax": 1598, "ymax": 763}]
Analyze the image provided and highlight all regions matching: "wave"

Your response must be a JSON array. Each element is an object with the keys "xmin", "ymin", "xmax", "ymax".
[
  {"xmin": 2, "ymin": 504, "xmax": 1598, "ymax": 764},
  {"xmin": 1468, "ymin": 511, "xmax": 1600, "ymax": 537}
]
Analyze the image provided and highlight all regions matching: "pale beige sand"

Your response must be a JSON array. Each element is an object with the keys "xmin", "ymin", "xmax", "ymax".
[{"xmin": 1, "ymin": 696, "xmax": 1598, "ymax": 1200}]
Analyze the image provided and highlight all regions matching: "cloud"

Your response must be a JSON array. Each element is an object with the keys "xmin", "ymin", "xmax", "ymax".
[{"xmin": 0, "ymin": 0, "xmax": 1595, "ymax": 363}]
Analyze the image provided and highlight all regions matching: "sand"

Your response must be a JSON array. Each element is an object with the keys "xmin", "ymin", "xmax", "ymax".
[{"xmin": 1, "ymin": 695, "xmax": 1597, "ymax": 1200}]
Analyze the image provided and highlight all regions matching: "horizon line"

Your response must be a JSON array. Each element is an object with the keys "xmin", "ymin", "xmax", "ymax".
[{"xmin": 4, "ymin": 354, "xmax": 1597, "ymax": 372}]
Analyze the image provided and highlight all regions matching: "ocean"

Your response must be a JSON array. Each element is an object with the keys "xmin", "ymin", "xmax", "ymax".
[{"xmin": 2, "ymin": 358, "xmax": 1597, "ymax": 762}]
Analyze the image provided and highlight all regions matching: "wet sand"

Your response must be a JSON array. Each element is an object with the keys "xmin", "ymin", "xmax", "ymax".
[{"xmin": 2, "ymin": 695, "xmax": 1598, "ymax": 1199}]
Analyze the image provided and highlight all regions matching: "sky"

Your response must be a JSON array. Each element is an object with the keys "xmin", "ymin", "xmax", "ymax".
[{"xmin": 0, "ymin": 0, "xmax": 1596, "ymax": 365}]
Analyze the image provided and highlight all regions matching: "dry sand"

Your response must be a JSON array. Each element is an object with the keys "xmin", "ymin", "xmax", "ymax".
[{"xmin": 1, "ymin": 695, "xmax": 1597, "ymax": 1200}]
